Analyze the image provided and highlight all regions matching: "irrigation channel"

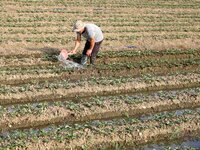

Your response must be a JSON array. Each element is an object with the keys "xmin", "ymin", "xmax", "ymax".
[
  {"xmin": 1, "ymin": 49, "xmax": 200, "ymax": 149},
  {"xmin": 130, "ymin": 138, "xmax": 200, "ymax": 150}
]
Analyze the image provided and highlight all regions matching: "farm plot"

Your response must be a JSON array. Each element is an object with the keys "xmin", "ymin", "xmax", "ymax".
[{"xmin": 0, "ymin": 0, "xmax": 200, "ymax": 149}]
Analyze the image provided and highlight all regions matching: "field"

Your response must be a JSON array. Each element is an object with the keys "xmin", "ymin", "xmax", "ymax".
[{"xmin": 0, "ymin": 0, "xmax": 200, "ymax": 149}]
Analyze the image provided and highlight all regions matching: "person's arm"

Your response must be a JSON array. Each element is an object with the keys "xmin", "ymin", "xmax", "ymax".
[
  {"xmin": 86, "ymin": 37, "xmax": 95, "ymax": 56},
  {"xmin": 70, "ymin": 33, "xmax": 81, "ymax": 55}
]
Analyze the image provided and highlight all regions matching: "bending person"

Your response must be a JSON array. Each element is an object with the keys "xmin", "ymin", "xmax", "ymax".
[{"xmin": 70, "ymin": 20, "xmax": 104, "ymax": 65}]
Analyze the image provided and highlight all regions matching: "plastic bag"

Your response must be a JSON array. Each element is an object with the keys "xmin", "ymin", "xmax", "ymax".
[{"xmin": 57, "ymin": 50, "xmax": 84, "ymax": 70}]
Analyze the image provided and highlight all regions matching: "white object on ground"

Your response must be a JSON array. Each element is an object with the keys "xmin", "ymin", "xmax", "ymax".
[{"xmin": 57, "ymin": 50, "xmax": 84, "ymax": 70}]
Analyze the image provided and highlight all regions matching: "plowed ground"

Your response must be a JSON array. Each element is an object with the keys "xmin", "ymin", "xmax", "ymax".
[{"xmin": 0, "ymin": 0, "xmax": 200, "ymax": 149}]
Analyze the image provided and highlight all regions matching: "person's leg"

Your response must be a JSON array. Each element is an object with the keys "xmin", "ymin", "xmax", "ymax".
[
  {"xmin": 90, "ymin": 40, "xmax": 103, "ymax": 65},
  {"xmin": 81, "ymin": 41, "xmax": 90, "ymax": 65}
]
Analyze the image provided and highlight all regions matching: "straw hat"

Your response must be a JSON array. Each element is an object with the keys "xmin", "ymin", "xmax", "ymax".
[{"xmin": 72, "ymin": 20, "xmax": 85, "ymax": 32}]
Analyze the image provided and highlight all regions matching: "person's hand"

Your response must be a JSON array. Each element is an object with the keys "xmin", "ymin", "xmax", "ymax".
[
  {"xmin": 68, "ymin": 50, "xmax": 76, "ymax": 55},
  {"xmin": 86, "ymin": 49, "xmax": 92, "ymax": 56}
]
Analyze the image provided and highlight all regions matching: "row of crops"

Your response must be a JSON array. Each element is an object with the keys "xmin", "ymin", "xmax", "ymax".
[
  {"xmin": 1, "ymin": 0, "xmax": 200, "ymax": 56},
  {"xmin": 1, "ymin": 107, "xmax": 200, "ymax": 149},
  {"xmin": 1, "ymin": 0, "xmax": 200, "ymax": 149},
  {"xmin": 1, "ymin": 86, "xmax": 200, "ymax": 130},
  {"xmin": 1, "ymin": 47, "xmax": 200, "ymax": 148}
]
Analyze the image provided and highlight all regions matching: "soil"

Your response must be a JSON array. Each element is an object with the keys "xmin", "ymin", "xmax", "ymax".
[
  {"xmin": 1, "ymin": 72, "xmax": 200, "ymax": 105},
  {"xmin": 0, "ymin": 93, "xmax": 199, "ymax": 132},
  {"xmin": 1, "ymin": 50, "xmax": 199, "ymax": 67},
  {"xmin": 1, "ymin": 0, "xmax": 200, "ymax": 149},
  {"xmin": 17, "ymin": 115, "xmax": 200, "ymax": 149},
  {"xmin": 1, "ymin": 61, "xmax": 200, "ymax": 86}
]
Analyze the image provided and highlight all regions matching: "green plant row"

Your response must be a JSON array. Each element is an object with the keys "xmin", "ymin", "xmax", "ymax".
[
  {"xmin": 0, "ymin": 87, "xmax": 199, "ymax": 118},
  {"xmin": 1, "ymin": 57, "xmax": 200, "ymax": 75},
  {"xmin": 0, "ymin": 74, "xmax": 157, "ymax": 94},
  {"xmin": 147, "ymin": 11, "xmax": 200, "ymax": 16},
  {"xmin": 0, "ymin": 22, "xmax": 63, "ymax": 28},
  {"xmin": 1, "ymin": 27, "xmax": 200, "ymax": 36},
  {"xmin": 1, "ymin": 69, "xmax": 200, "ymax": 98},
  {"xmin": 106, "ymin": 28, "xmax": 200, "ymax": 33},
  {"xmin": 0, "ymin": 48, "xmax": 199, "ymax": 61},
  {"xmin": 104, "ymin": 34, "xmax": 195, "ymax": 41},
  {"xmin": 0, "ymin": 108, "xmax": 199, "ymax": 149},
  {"xmin": 4, "ymin": 58, "xmax": 200, "ymax": 74},
  {"xmin": 2, "ymin": 33, "xmax": 198, "ymax": 44},
  {"xmin": 2, "ymin": 14, "xmax": 199, "ymax": 23},
  {"xmin": 164, "ymin": 147, "xmax": 197, "ymax": 150},
  {"xmin": 4, "ymin": 0, "xmax": 199, "ymax": 12},
  {"xmin": 0, "ymin": 34, "xmax": 197, "ymax": 45},
  {"xmin": 0, "ymin": 36, "xmax": 72, "ymax": 44},
  {"xmin": 97, "ymin": 58, "xmax": 200, "ymax": 70},
  {"xmin": 42, "ymin": 48, "xmax": 200, "ymax": 63},
  {"xmin": 1, "ymin": 29, "xmax": 67, "ymax": 35},
  {"xmin": 3, "ymin": 13, "xmax": 198, "ymax": 26},
  {"xmin": 1, "ymin": 20, "xmax": 199, "ymax": 28},
  {"xmin": 1, "ymin": 57, "xmax": 200, "ymax": 76},
  {"xmin": 1, "ymin": 34, "xmax": 199, "ymax": 44},
  {"xmin": 11, "ymin": 1, "xmax": 200, "ymax": 9},
  {"xmin": 100, "ymin": 22, "xmax": 199, "ymax": 27},
  {"xmin": 98, "ymin": 48, "xmax": 200, "ymax": 58}
]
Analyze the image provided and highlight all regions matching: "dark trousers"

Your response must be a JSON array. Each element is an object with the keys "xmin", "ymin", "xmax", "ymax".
[{"xmin": 82, "ymin": 40, "xmax": 103, "ymax": 64}]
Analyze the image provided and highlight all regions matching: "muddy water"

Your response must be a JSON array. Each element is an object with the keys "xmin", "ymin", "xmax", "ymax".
[
  {"xmin": 129, "ymin": 108, "xmax": 200, "ymax": 150},
  {"xmin": 140, "ymin": 108, "xmax": 200, "ymax": 122},
  {"xmin": 133, "ymin": 138, "xmax": 200, "ymax": 150}
]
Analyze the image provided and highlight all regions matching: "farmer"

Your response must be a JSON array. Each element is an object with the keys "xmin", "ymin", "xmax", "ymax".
[{"xmin": 69, "ymin": 20, "xmax": 103, "ymax": 65}]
